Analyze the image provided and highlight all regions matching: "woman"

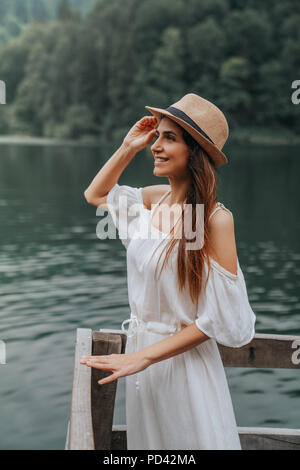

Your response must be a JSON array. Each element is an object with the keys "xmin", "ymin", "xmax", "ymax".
[{"xmin": 80, "ymin": 93, "xmax": 256, "ymax": 450}]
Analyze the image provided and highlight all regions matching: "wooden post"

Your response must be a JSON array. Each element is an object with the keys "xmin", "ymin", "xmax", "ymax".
[
  {"xmin": 68, "ymin": 328, "xmax": 94, "ymax": 450},
  {"xmin": 91, "ymin": 332, "xmax": 123, "ymax": 450}
]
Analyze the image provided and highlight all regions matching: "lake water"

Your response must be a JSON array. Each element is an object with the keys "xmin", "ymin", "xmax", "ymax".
[{"xmin": 0, "ymin": 141, "xmax": 299, "ymax": 449}]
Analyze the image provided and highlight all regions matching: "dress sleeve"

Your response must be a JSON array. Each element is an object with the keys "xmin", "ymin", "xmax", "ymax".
[
  {"xmin": 106, "ymin": 183, "xmax": 143, "ymax": 249},
  {"xmin": 195, "ymin": 258, "xmax": 256, "ymax": 348}
]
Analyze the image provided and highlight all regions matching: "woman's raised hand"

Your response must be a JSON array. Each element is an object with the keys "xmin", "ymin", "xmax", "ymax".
[{"xmin": 123, "ymin": 116, "xmax": 157, "ymax": 153}]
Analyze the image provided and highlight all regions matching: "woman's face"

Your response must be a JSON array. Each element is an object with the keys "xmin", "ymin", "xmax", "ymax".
[{"xmin": 151, "ymin": 117, "xmax": 190, "ymax": 179}]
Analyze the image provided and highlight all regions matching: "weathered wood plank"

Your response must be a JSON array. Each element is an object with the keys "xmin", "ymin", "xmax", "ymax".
[
  {"xmin": 238, "ymin": 427, "xmax": 300, "ymax": 450},
  {"xmin": 100, "ymin": 330, "xmax": 300, "ymax": 369},
  {"xmin": 91, "ymin": 332, "xmax": 123, "ymax": 450},
  {"xmin": 111, "ymin": 426, "xmax": 300, "ymax": 450},
  {"xmin": 218, "ymin": 334, "xmax": 300, "ymax": 368},
  {"xmin": 69, "ymin": 328, "xmax": 94, "ymax": 450},
  {"xmin": 99, "ymin": 329, "xmax": 127, "ymax": 354},
  {"xmin": 65, "ymin": 421, "xmax": 70, "ymax": 450},
  {"xmin": 111, "ymin": 425, "xmax": 127, "ymax": 450}
]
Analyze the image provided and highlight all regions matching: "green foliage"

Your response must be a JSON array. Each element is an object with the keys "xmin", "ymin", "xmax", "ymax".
[
  {"xmin": 219, "ymin": 57, "xmax": 251, "ymax": 125},
  {"xmin": 0, "ymin": 0, "xmax": 93, "ymax": 41},
  {"xmin": 57, "ymin": 0, "xmax": 74, "ymax": 21},
  {"xmin": 49, "ymin": 104, "xmax": 99, "ymax": 139},
  {"xmin": 0, "ymin": 0, "xmax": 299, "ymax": 140},
  {"xmin": 4, "ymin": 14, "xmax": 22, "ymax": 36},
  {"xmin": 0, "ymin": 26, "xmax": 10, "ymax": 45}
]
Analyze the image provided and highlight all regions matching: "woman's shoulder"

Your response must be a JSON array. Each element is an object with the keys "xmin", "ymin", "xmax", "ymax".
[
  {"xmin": 209, "ymin": 202, "xmax": 233, "ymax": 222},
  {"xmin": 141, "ymin": 185, "xmax": 171, "ymax": 210},
  {"xmin": 208, "ymin": 205, "xmax": 237, "ymax": 276}
]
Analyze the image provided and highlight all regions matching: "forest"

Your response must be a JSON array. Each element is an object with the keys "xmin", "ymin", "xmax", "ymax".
[{"xmin": 0, "ymin": 0, "xmax": 299, "ymax": 143}]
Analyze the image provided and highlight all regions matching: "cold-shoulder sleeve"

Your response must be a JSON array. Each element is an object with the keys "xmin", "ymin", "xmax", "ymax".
[
  {"xmin": 106, "ymin": 183, "xmax": 143, "ymax": 249},
  {"xmin": 195, "ymin": 258, "xmax": 256, "ymax": 348}
]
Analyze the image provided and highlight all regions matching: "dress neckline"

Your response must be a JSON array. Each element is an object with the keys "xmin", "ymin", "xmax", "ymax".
[
  {"xmin": 141, "ymin": 189, "xmax": 172, "ymax": 236},
  {"xmin": 141, "ymin": 192, "xmax": 228, "ymax": 237},
  {"xmin": 143, "ymin": 189, "xmax": 184, "ymax": 237},
  {"xmin": 142, "ymin": 189, "xmax": 171, "ymax": 213}
]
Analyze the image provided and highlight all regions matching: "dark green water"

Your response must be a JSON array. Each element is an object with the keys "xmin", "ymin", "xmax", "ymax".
[{"xmin": 0, "ymin": 142, "xmax": 299, "ymax": 449}]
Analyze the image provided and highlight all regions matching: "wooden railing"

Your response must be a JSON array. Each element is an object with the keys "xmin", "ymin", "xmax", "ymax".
[{"xmin": 66, "ymin": 329, "xmax": 300, "ymax": 450}]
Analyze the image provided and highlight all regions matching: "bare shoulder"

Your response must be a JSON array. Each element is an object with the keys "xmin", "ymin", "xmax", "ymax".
[
  {"xmin": 208, "ymin": 208, "xmax": 238, "ymax": 276},
  {"xmin": 141, "ymin": 185, "xmax": 171, "ymax": 210}
]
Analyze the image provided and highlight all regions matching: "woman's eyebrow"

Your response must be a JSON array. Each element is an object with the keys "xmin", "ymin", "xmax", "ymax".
[{"xmin": 155, "ymin": 130, "xmax": 177, "ymax": 136}]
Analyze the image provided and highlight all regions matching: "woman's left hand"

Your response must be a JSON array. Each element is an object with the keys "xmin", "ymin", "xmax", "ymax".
[{"xmin": 80, "ymin": 351, "xmax": 151, "ymax": 385}]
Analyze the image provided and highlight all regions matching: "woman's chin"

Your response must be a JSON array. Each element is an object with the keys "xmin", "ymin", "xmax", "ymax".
[
  {"xmin": 154, "ymin": 172, "xmax": 168, "ymax": 178},
  {"xmin": 153, "ymin": 168, "xmax": 169, "ymax": 177}
]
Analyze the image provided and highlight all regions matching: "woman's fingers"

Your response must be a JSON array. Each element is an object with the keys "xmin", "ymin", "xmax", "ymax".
[
  {"xmin": 98, "ymin": 373, "xmax": 119, "ymax": 385},
  {"xmin": 85, "ymin": 362, "xmax": 113, "ymax": 370},
  {"xmin": 80, "ymin": 355, "xmax": 118, "ymax": 371},
  {"xmin": 139, "ymin": 116, "xmax": 157, "ymax": 128},
  {"xmin": 80, "ymin": 355, "xmax": 108, "ymax": 364}
]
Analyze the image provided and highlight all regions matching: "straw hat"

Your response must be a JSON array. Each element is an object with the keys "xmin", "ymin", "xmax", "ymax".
[{"xmin": 145, "ymin": 93, "xmax": 229, "ymax": 167}]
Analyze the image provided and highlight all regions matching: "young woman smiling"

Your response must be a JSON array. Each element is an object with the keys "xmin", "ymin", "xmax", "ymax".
[{"xmin": 81, "ymin": 93, "xmax": 256, "ymax": 450}]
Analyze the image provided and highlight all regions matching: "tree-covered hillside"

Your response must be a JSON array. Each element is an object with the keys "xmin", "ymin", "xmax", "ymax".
[
  {"xmin": 0, "ymin": 0, "xmax": 299, "ymax": 142},
  {"xmin": 0, "ymin": 0, "xmax": 94, "ymax": 44}
]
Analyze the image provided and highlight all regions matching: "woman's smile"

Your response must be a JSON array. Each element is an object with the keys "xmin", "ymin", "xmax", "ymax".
[{"xmin": 154, "ymin": 156, "xmax": 170, "ymax": 164}]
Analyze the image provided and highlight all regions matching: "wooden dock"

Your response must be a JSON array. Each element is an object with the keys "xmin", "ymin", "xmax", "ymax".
[{"xmin": 65, "ymin": 329, "xmax": 300, "ymax": 450}]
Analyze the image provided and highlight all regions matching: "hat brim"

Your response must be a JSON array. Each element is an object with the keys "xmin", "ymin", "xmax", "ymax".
[{"xmin": 145, "ymin": 105, "xmax": 228, "ymax": 167}]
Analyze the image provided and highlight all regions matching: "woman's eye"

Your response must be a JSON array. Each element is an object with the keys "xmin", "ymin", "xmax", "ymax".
[{"xmin": 154, "ymin": 134, "xmax": 175, "ymax": 141}]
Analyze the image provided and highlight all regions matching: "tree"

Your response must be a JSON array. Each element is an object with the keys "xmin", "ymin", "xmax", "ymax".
[
  {"xmin": 0, "ymin": 26, "xmax": 10, "ymax": 45},
  {"xmin": 149, "ymin": 27, "xmax": 185, "ymax": 103},
  {"xmin": 186, "ymin": 17, "xmax": 226, "ymax": 91},
  {"xmin": 0, "ymin": 0, "xmax": 10, "ymax": 23},
  {"xmin": 0, "ymin": 23, "xmax": 45, "ymax": 102},
  {"xmin": 30, "ymin": 0, "xmax": 50, "ymax": 22},
  {"xmin": 14, "ymin": 0, "xmax": 29, "ymax": 23},
  {"xmin": 224, "ymin": 9, "xmax": 272, "ymax": 65},
  {"xmin": 51, "ymin": 104, "xmax": 98, "ymax": 138},
  {"xmin": 4, "ymin": 15, "xmax": 22, "ymax": 37},
  {"xmin": 219, "ymin": 57, "xmax": 251, "ymax": 126},
  {"xmin": 57, "ymin": 0, "xmax": 73, "ymax": 21}
]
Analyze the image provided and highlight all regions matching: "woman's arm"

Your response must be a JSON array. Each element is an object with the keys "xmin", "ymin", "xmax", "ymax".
[
  {"xmin": 80, "ymin": 323, "xmax": 210, "ymax": 385},
  {"xmin": 84, "ymin": 143, "xmax": 136, "ymax": 206},
  {"xmin": 84, "ymin": 116, "xmax": 157, "ymax": 207},
  {"xmin": 140, "ymin": 322, "xmax": 210, "ymax": 364}
]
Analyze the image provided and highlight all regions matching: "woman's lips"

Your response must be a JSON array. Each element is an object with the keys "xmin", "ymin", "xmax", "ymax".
[{"xmin": 154, "ymin": 157, "xmax": 169, "ymax": 164}]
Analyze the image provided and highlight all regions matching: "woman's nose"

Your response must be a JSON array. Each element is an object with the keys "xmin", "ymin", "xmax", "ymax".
[{"xmin": 151, "ymin": 138, "xmax": 162, "ymax": 154}]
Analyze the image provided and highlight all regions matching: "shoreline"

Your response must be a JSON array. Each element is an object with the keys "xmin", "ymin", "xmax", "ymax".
[
  {"xmin": 0, "ymin": 131, "xmax": 299, "ymax": 147},
  {"xmin": 0, "ymin": 135, "xmax": 102, "ymax": 147}
]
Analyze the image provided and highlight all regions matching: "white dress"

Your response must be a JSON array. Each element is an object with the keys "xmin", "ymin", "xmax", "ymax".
[{"xmin": 106, "ymin": 183, "xmax": 256, "ymax": 450}]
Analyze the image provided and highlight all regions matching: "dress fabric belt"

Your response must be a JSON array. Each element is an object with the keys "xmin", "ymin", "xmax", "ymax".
[{"xmin": 121, "ymin": 313, "xmax": 181, "ymax": 393}]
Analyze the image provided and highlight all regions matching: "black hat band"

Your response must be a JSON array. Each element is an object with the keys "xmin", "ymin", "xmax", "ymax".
[{"xmin": 166, "ymin": 106, "xmax": 215, "ymax": 145}]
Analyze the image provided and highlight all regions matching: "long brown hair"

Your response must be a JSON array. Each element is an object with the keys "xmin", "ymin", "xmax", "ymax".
[{"xmin": 151, "ymin": 120, "xmax": 219, "ymax": 304}]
